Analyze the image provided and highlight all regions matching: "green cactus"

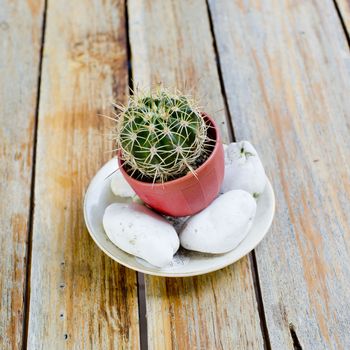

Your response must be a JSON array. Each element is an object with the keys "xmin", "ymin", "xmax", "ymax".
[{"xmin": 115, "ymin": 89, "xmax": 213, "ymax": 183}]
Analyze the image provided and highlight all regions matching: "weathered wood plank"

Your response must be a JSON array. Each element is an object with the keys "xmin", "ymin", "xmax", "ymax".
[
  {"xmin": 27, "ymin": 0, "xmax": 140, "ymax": 348},
  {"xmin": 128, "ymin": 1, "xmax": 265, "ymax": 348},
  {"xmin": 209, "ymin": 0, "xmax": 350, "ymax": 348},
  {"xmin": 0, "ymin": 1, "xmax": 45, "ymax": 349},
  {"xmin": 336, "ymin": 0, "xmax": 350, "ymax": 33}
]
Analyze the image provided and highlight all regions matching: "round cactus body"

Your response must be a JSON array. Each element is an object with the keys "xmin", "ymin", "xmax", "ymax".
[{"xmin": 116, "ymin": 90, "xmax": 212, "ymax": 183}]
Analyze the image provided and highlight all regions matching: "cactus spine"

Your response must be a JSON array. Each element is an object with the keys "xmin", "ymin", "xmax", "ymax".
[{"xmin": 115, "ymin": 89, "xmax": 213, "ymax": 183}]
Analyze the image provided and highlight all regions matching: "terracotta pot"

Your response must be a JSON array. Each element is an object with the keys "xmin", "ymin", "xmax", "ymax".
[{"xmin": 118, "ymin": 114, "xmax": 225, "ymax": 217}]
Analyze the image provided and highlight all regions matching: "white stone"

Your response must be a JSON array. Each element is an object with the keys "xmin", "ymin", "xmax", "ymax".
[
  {"xmin": 221, "ymin": 141, "xmax": 267, "ymax": 198},
  {"xmin": 103, "ymin": 203, "xmax": 179, "ymax": 267},
  {"xmin": 179, "ymin": 190, "xmax": 256, "ymax": 253},
  {"xmin": 110, "ymin": 168, "xmax": 135, "ymax": 198}
]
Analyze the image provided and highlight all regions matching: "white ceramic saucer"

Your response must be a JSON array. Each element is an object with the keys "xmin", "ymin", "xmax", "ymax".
[{"xmin": 83, "ymin": 158, "xmax": 275, "ymax": 277}]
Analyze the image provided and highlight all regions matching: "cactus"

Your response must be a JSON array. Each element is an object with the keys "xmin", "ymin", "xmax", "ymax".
[{"xmin": 115, "ymin": 89, "xmax": 214, "ymax": 183}]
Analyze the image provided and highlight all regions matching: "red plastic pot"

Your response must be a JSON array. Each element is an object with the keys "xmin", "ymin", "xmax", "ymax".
[{"xmin": 118, "ymin": 114, "xmax": 224, "ymax": 217}]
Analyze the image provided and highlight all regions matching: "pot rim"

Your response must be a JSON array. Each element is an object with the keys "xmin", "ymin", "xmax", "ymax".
[{"xmin": 118, "ymin": 113, "xmax": 222, "ymax": 188}]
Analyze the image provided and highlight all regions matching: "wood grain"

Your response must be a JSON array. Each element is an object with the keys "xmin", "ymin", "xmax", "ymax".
[
  {"xmin": 128, "ymin": 1, "xmax": 264, "ymax": 348},
  {"xmin": 336, "ymin": 0, "xmax": 350, "ymax": 33},
  {"xmin": 26, "ymin": 0, "xmax": 140, "ymax": 348},
  {"xmin": 209, "ymin": 0, "xmax": 350, "ymax": 348},
  {"xmin": 0, "ymin": 1, "xmax": 45, "ymax": 349}
]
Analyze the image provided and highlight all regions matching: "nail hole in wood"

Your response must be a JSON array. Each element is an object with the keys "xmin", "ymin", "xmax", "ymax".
[
  {"xmin": 289, "ymin": 323, "xmax": 302, "ymax": 350},
  {"xmin": 64, "ymin": 333, "xmax": 68, "ymax": 340}
]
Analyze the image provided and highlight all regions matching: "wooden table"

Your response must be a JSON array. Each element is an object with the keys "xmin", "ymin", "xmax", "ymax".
[{"xmin": 1, "ymin": 0, "xmax": 350, "ymax": 349}]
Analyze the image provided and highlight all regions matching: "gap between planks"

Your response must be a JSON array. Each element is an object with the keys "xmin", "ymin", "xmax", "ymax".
[
  {"xmin": 124, "ymin": 1, "xmax": 148, "ymax": 349},
  {"xmin": 289, "ymin": 323, "xmax": 303, "ymax": 350},
  {"xmin": 22, "ymin": 1, "xmax": 48, "ymax": 349},
  {"xmin": 205, "ymin": 0, "xmax": 235, "ymax": 142},
  {"xmin": 250, "ymin": 253, "xmax": 272, "ymax": 350},
  {"xmin": 333, "ymin": 0, "xmax": 350, "ymax": 47},
  {"xmin": 137, "ymin": 273, "xmax": 148, "ymax": 350}
]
